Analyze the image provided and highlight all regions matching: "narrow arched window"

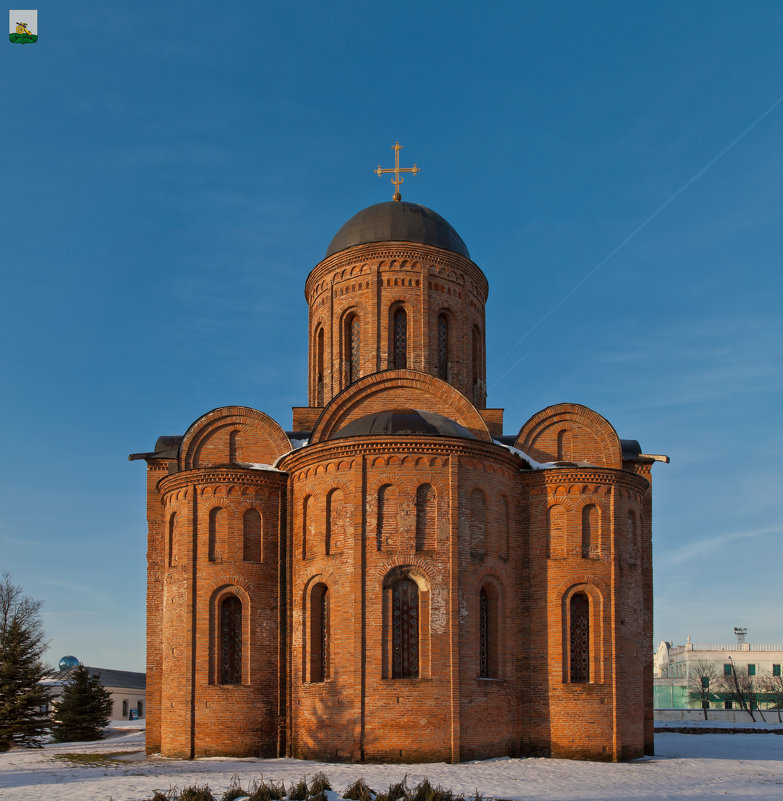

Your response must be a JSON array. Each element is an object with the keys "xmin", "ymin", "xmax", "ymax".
[
  {"xmin": 392, "ymin": 578, "xmax": 419, "ymax": 678},
  {"xmin": 393, "ymin": 308, "xmax": 407, "ymax": 369},
  {"xmin": 310, "ymin": 583, "xmax": 329, "ymax": 682},
  {"xmin": 627, "ymin": 510, "xmax": 639, "ymax": 563},
  {"xmin": 345, "ymin": 314, "xmax": 360, "ymax": 385},
  {"xmin": 326, "ymin": 488, "xmax": 345, "ymax": 555},
  {"xmin": 208, "ymin": 507, "xmax": 224, "ymax": 562},
  {"xmin": 301, "ymin": 495, "xmax": 312, "ymax": 559},
  {"xmin": 377, "ymin": 484, "xmax": 398, "ymax": 551},
  {"xmin": 469, "ymin": 489, "xmax": 486, "ymax": 555},
  {"xmin": 582, "ymin": 504, "xmax": 598, "ymax": 558},
  {"xmin": 479, "ymin": 588, "xmax": 489, "ymax": 678},
  {"xmin": 569, "ymin": 593, "xmax": 589, "ymax": 683},
  {"xmin": 229, "ymin": 430, "xmax": 240, "ymax": 463},
  {"xmin": 557, "ymin": 429, "xmax": 572, "ymax": 461},
  {"xmin": 168, "ymin": 512, "xmax": 176, "ymax": 568},
  {"xmin": 546, "ymin": 504, "xmax": 566, "ymax": 558},
  {"xmin": 415, "ymin": 483, "xmax": 436, "ymax": 551},
  {"xmin": 472, "ymin": 326, "xmax": 480, "ymax": 391},
  {"xmin": 242, "ymin": 509, "xmax": 262, "ymax": 562},
  {"xmin": 220, "ymin": 596, "xmax": 242, "ymax": 684},
  {"xmin": 316, "ymin": 327, "xmax": 325, "ymax": 406},
  {"xmin": 499, "ymin": 494, "xmax": 510, "ymax": 559},
  {"xmin": 437, "ymin": 314, "xmax": 449, "ymax": 380}
]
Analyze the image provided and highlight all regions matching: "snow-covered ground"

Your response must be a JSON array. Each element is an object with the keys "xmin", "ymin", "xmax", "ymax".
[{"xmin": 2, "ymin": 725, "xmax": 783, "ymax": 801}]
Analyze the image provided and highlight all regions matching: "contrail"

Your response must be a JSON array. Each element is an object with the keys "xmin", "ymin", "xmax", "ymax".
[{"xmin": 489, "ymin": 90, "xmax": 783, "ymax": 390}]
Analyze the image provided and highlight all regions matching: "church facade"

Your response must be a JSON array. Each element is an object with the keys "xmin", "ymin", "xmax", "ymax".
[{"xmin": 132, "ymin": 196, "xmax": 664, "ymax": 763}]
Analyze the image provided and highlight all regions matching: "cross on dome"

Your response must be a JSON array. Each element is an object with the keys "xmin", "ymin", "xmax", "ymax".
[{"xmin": 375, "ymin": 141, "xmax": 420, "ymax": 201}]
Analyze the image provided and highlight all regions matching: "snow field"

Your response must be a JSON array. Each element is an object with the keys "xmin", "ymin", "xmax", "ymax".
[{"xmin": 2, "ymin": 730, "xmax": 783, "ymax": 801}]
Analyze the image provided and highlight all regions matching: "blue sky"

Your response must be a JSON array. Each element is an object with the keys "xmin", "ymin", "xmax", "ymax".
[{"xmin": 2, "ymin": 2, "xmax": 782, "ymax": 672}]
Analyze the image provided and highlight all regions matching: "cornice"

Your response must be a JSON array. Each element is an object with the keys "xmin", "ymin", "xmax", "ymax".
[
  {"xmin": 158, "ymin": 466, "xmax": 287, "ymax": 495},
  {"xmin": 278, "ymin": 436, "xmax": 521, "ymax": 474},
  {"xmin": 305, "ymin": 242, "xmax": 488, "ymax": 304},
  {"xmin": 522, "ymin": 467, "xmax": 649, "ymax": 494}
]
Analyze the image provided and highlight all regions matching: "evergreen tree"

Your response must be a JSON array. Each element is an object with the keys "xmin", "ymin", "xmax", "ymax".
[
  {"xmin": 0, "ymin": 573, "xmax": 52, "ymax": 751},
  {"xmin": 50, "ymin": 664, "xmax": 113, "ymax": 742}
]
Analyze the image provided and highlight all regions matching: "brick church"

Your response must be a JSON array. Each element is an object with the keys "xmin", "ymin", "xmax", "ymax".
[{"xmin": 132, "ymin": 169, "xmax": 665, "ymax": 762}]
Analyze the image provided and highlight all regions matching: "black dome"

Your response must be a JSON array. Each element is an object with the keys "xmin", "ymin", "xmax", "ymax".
[
  {"xmin": 326, "ymin": 202, "xmax": 470, "ymax": 259},
  {"xmin": 331, "ymin": 408, "xmax": 476, "ymax": 440}
]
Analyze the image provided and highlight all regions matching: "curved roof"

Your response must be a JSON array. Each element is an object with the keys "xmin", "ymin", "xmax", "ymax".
[
  {"xmin": 331, "ymin": 408, "xmax": 476, "ymax": 440},
  {"xmin": 325, "ymin": 201, "xmax": 470, "ymax": 259}
]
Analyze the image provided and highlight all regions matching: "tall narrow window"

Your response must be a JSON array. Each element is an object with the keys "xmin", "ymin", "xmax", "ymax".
[
  {"xmin": 208, "ymin": 507, "xmax": 224, "ymax": 562},
  {"xmin": 582, "ymin": 504, "xmax": 598, "ymax": 558},
  {"xmin": 392, "ymin": 578, "xmax": 419, "ymax": 678},
  {"xmin": 569, "ymin": 593, "xmax": 589, "ymax": 683},
  {"xmin": 377, "ymin": 484, "xmax": 398, "ymax": 551},
  {"xmin": 479, "ymin": 588, "xmax": 489, "ymax": 678},
  {"xmin": 229, "ymin": 430, "xmax": 240, "ymax": 463},
  {"xmin": 469, "ymin": 489, "xmax": 486, "ymax": 556},
  {"xmin": 301, "ymin": 495, "xmax": 312, "ymax": 559},
  {"xmin": 627, "ymin": 510, "xmax": 638, "ymax": 563},
  {"xmin": 242, "ymin": 509, "xmax": 262, "ymax": 562},
  {"xmin": 220, "ymin": 595, "xmax": 242, "ymax": 684},
  {"xmin": 345, "ymin": 314, "xmax": 360, "ymax": 385},
  {"xmin": 557, "ymin": 429, "xmax": 572, "ymax": 461},
  {"xmin": 499, "ymin": 494, "xmax": 510, "ymax": 559},
  {"xmin": 437, "ymin": 314, "xmax": 449, "ymax": 380},
  {"xmin": 310, "ymin": 583, "xmax": 329, "ymax": 682},
  {"xmin": 326, "ymin": 488, "xmax": 345, "ymax": 554},
  {"xmin": 316, "ymin": 327, "xmax": 325, "ymax": 406},
  {"xmin": 472, "ymin": 326, "xmax": 480, "ymax": 394},
  {"xmin": 393, "ymin": 308, "xmax": 407, "ymax": 369},
  {"xmin": 547, "ymin": 504, "xmax": 566, "ymax": 558},
  {"xmin": 168, "ymin": 512, "xmax": 176, "ymax": 568},
  {"xmin": 415, "ymin": 483, "xmax": 436, "ymax": 551}
]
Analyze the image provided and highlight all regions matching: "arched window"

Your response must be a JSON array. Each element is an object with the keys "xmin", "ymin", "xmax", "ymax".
[
  {"xmin": 242, "ymin": 508, "xmax": 262, "ymax": 562},
  {"xmin": 168, "ymin": 512, "xmax": 176, "ymax": 568},
  {"xmin": 301, "ymin": 495, "xmax": 312, "ymax": 559},
  {"xmin": 469, "ymin": 489, "xmax": 486, "ymax": 556},
  {"xmin": 208, "ymin": 507, "xmax": 225, "ymax": 562},
  {"xmin": 472, "ymin": 326, "xmax": 480, "ymax": 392},
  {"xmin": 557, "ymin": 429, "xmax": 572, "ymax": 461},
  {"xmin": 229, "ymin": 430, "xmax": 240, "ymax": 463},
  {"xmin": 627, "ymin": 510, "xmax": 638, "ymax": 563},
  {"xmin": 220, "ymin": 595, "xmax": 242, "ymax": 684},
  {"xmin": 326, "ymin": 488, "xmax": 345, "ymax": 555},
  {"xmin": 437, "ymin": 314, "xmax": 449, "ymax": 380},
  {"xmin": 377, "ymin": 484, "xmax": 398, "ymax": 551},
  {"xmin": 546, "ymin": 504, "xmax": 566, "ymax": 558},
  {"xmin": 345, "ymin": 314, "xmax": 360, "ymax": 385},
  {"xmin": 582, "ymin": 504, "xmax": 598, "ymax": 558},
  {"xmin": 392, "ymin": 577, "xmax": 419, "ymax": 678},
  {"xmin": 569, "ymin": 593, "xmax": 589, "ymax": 683},
  {"xmin": 499, "ymin": 494, "xmax": 510, "ymax": 559},
  {"xmin": 479, "ymin": 584, "xmax": 500, "ymax": 678},
  {"xmin": 310, "ymin": 583, "xmax": 329, "ymax": 682},
  {"xmin": 316, "ymin": 327, "xmax": 325, "ymax": 406},
  {"xmin": 393, "ymin": 307, "xmax": 407, "ymax": 369},
  {"xmin": 415, "ymin": 483, "xmax": 436, "ymax": 551}
]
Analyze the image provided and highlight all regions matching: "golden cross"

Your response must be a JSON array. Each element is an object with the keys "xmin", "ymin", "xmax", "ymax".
[{"xmin": 375, "ymin": 142, "xmax": 420, "ymax": 201}]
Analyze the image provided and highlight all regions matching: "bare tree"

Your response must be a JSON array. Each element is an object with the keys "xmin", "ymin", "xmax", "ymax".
[
  {"xmin": 760, "ymin": 670, "xmax": 783, "ymax": 723},
  {"xmin": 719, "ymin": 659, "xmax": 758, "ymax": 722},
  {"xmin": 687, "ymin": 660, "xmax": 721, "ymax": 720}
]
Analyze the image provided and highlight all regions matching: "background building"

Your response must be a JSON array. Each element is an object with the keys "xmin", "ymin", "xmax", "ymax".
[
  {"xmin": 654, "ymin": 636, "xmax": 783, "ymax": 710},
  {"xmin": 43, "ymin": 656, "xmax": 146, "ymax": 721}
]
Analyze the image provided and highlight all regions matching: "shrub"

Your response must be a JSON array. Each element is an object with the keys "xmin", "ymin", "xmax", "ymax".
[
  {"xmin": 288, "ymin": 777, "xmax": 309, "ymax": 801},
  {"xmin": 222, "ymin": 779, "xmax": 249, "ymax": 801},
  {"xmin": 343, "ymin": 778, "xmax": 375, "ymax": 801},
  {"xmin": 181, "ymin": 786, "xmax": 216, "ymax": 801},
  {"xmin": 309, "ymin": 772, "xmax": 332, "ymax": 795},
  {"xmin": 387, "ymin": 776, "xmax": 409, "ymax": 801}
]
